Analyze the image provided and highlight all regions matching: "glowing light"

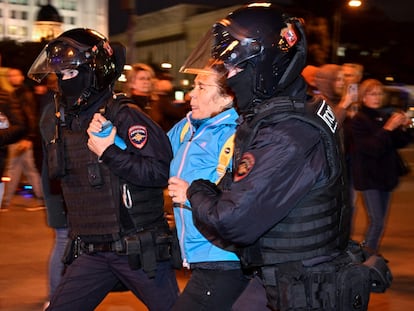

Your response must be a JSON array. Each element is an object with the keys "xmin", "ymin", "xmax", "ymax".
[
  {"xmin": 248, "ymin": 3, "xmax": 271, "ymax": 8},
  {"xmin": 161, "ymin": 62, "xmax": 172, "ymax": 69},
  {"xmin": 181, "ymin": 79, "xmax": 190, "ymax": 86},
  {"xmin": 348, "ymin": 0, "xmax": 362, "ymax": 7}
]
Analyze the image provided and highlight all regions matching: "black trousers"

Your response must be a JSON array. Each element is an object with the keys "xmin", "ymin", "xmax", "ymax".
[
  {"xmin": 172, "ymin": 268, "xmax": 249, "ymax": 311},
  {"xmin": 46, "ymin": 252, "xmax": 179, "ymax": 311}
]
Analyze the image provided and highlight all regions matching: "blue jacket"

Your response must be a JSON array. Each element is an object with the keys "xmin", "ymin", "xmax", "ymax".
[{"xmin": 168, "ymin": 108, "xmax": 239, "ymax": 266}]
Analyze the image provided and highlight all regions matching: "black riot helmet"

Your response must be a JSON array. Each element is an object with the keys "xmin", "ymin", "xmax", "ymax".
[
  {"xmin": 181, "ymin": 3, "xmax": 307, "ymax": 111},
  {"xmin": 28, "ymin": 28, "xmax": 125, "ymax": 107}
]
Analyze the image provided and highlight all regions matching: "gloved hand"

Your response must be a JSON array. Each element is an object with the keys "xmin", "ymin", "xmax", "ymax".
[
  {"xmin": 217, "ymin": 169, "xmax": 233, "ymax": 192},
  {"xmin": 187, "ymin": 179, "xmax": 221, "ymax": 200}
]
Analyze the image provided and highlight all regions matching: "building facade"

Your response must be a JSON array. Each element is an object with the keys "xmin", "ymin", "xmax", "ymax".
[
  {"xmin": 110, "ymin": 4, "xmax": 240, "ymax": 90},
  {"xmin": 0, "ymin": 0, "xmax": 108, "ymax": 42}
]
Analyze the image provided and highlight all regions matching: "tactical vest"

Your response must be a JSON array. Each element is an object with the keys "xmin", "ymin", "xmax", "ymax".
[
  {"xmin": 234, "ymin": 96, "xmax": 351, "ymax": 267},
  {"xmin": 60, "ymin": 95, "xmax": 167, "ymax": 243}
]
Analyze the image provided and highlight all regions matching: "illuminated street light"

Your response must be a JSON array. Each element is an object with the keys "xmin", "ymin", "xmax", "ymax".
[
  {"xmin": 348, "ymin": 0, "xmax": 362, "ymax": 7},
  {"xmin": 332, "ymin": 0, "xmax": 362, "ymax": 63},
  {"xmin": 161, "ymin": 62, "xmax": 172, "ymax": 69}
]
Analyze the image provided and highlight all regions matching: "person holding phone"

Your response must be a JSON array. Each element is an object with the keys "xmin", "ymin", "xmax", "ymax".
[
  {"xmin": 351, "ymin": 79, "xmax": 412, "ymax": 253},
  {"xmin": 314, "ymin": 64, "xmax": 355, "ymax": 124}
]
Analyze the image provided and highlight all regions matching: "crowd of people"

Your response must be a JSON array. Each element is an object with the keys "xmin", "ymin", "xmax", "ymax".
[{"xmin": 1, "ymin": 2, "xmax": 412, "ymax": 311}]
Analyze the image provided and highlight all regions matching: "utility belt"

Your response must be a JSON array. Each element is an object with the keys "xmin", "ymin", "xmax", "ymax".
[
  {"xmin": 255, "ymin": 241, "xmax": 392, "ymax": 311},
  {"xmin": 63, "ymin": 228, "xmax": 182, "ymax": 278},
  {"xmin": 255, "ymin": 242, "xmax": 371, "ymax": 311}
]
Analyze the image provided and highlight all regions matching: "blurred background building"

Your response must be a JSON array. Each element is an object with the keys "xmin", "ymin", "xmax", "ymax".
[
  {"xmin": 0, "ymin": 0, "xmax": 413, "ymax": 95},
  {"xmin": 0, "ymin": 0, "xmax": 108, "ymax": 42}
]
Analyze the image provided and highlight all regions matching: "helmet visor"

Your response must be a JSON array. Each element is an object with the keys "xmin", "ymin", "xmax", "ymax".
[
  {"xmin": 180, "ymin": 29, "xmax": 217, "ymax": 75},
  {"xmin": 28, "ymin": 39, "xmax": 89, "ymax": 83},
  {"xmin": 180, "ymin": 22, "xmax": 262, "ymax": 76}
]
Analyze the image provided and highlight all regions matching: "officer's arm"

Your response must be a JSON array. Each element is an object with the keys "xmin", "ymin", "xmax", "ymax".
[
  {"xmin": 0, "ymin": 92, "xmax": 27, "ymax": 146},
  {"xmin": 190, "ymin": 125, "xmax": 320, "ymax": 246},
  {"xmin": 99, "ymin": 108, "xmax": 172, "ymax": 187}
]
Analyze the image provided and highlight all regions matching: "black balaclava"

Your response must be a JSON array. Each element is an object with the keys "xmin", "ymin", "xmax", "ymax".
[
  {"xmin": 58, "ymin": 65, "xmax": 96, "ymax": 111},
  {"xmin": 227, "ymin": 62, "xmax": 258, "ymax": 113},
  {"xmin": 228, "ymin": 59, "xmax": 307, "ymax": 115}
]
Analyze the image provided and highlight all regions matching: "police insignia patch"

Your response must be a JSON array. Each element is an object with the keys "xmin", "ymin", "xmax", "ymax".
[
  {"xmin": 234, "ymin": 152, "xmax": 255, "ymax": 182},
  {"xmin": 128, "ymin": 125, "xmax": 147, "ymax": 149}
]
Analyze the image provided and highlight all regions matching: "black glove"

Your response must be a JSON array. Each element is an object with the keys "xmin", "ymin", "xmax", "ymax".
[
  {"xmin": 217, "ymin": 169, "xmax": 233, "ymax": 192},
  {"xmin": 187, "ymin": 179, "xmax": 221, "ymax": 199},
  {"xmin": 188, "ymin": 179, "xmax": 236, "ymax": 251}
]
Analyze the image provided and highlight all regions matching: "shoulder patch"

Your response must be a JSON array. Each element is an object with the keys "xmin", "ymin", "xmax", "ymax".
[
  {"xmin": 234, "ymin": 152, "xmax": 255, "ymax": 182},
  {"xmin": 317, "ymin": 100, "xmax": 337, "ymax": 133},
  {"xmin": 128, "ymin": 125, "xmax": 147, "ymax": 149}
]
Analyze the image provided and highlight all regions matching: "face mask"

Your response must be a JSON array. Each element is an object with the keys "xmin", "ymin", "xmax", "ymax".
[
  {"xmin": 227, "ymin": 63, "xmax": 256, "ymax": 113},
  {"xmin": 59, "ymin": 72, "xmax": 88, "ymax": 98},
  {"xmin": 58, "ymin": 67, "xmax": 94, "ymax": 107}
]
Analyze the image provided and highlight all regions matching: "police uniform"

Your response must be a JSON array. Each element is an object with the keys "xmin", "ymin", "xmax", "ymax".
[
  {"xmin": 43, "ymin": 91, "xmax": 178, "ymax": 311},
  {"xmin": 28, "ymin": 28, "xmax": 179, "ymax": 311},
  {"xmin": 180, "ymin": 4, "xmax": 372, "ymax": 311}
]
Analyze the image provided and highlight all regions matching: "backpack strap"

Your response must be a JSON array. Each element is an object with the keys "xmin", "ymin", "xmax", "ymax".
[
  {"xmin": 179, "ymin": 121, "xmax": 190, "ymax": 143},
  {"xmin": 216, "ymin": 134, "xmax": 234, "ymax": 183}
]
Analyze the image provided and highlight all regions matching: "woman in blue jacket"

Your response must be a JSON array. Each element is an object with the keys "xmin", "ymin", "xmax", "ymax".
[{"xmin": 167, "ymin": 60, "xmax": 248, "ymax": 310}]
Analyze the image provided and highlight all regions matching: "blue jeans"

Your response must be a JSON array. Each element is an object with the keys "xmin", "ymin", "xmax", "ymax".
[
  {"xmin": 0, "ymin": 182, "xmax": 4, "ymax": 206},
  {"xmin": 46, "ymin": 252, "xmax": 179, "ymax": 311},
  {"xmin": 48, "ymin": 228, "xmax": 69, "ymax": 299},
  {"xmin": 361, "ymin": 189, "xmax": 391, "ymax": 252},
  {"xmin": 2, "ymin": 143, "xmax": 43, "ymax": 207}
]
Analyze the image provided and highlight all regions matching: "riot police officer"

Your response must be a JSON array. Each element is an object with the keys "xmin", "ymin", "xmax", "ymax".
[
  {"xmin": 28, "ymin": 28, "xmax": 179, "ymax": 311},
  {"xmin": 181, "ymin": 3, "xmax": 372, "ymax": 311}
]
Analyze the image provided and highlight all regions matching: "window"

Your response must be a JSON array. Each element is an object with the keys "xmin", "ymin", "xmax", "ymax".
[{"xmin": 62, "ymin": 0, "xmax": 76, "ymax": 11}]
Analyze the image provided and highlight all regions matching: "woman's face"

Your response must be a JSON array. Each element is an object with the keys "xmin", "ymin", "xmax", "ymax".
[
  {"xmin": 130, "ymin": 70, "xmax": 153, "ymax": 95},
  {"xmin": 363, "ymin": 86, "xmax": 384, "ymax": 109},
  {"xmin": 334, "ymin": 70, "xmax": 345, "ymax": 96},
  {"xmin": 189, "ymin": 72, "xmax": 231, "ymax": 120}
]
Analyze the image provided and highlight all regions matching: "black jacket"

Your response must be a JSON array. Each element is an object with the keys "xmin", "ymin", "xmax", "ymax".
[
  {"xmin": 39, "ymin": 92, "xmax": 67, "ymax": 229},
  {"xmin": 0, "ymin": 89, "xmax": 27, "ymax": 176},
  {"xmin": 351, "ymin": 106, "xmax": 412, "ymax": 191},
  {"xmin": 189, "ymin": 98, "xmax": 344, "ymax": 249}
]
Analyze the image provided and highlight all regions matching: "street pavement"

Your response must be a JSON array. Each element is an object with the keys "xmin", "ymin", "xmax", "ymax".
[{"xmin": 1, "ymin": 145, "xmax": 413, "ymax": 310}]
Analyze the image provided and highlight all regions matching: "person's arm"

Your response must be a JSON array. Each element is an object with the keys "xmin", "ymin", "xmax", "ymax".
[
  {"xmin": 88, "ymin": 105, "xmax": 173, "ymax": 187},
  {"xmin": 352, "ymin": 113, "xmax": 395, "ymax": 157},
  {"xmin": 0, "ymin": 90, "xmax": 27, "ymax": 146},
  {"xmin": 189, "ymin": 121, "xmax": 323, "ymax": 246}
]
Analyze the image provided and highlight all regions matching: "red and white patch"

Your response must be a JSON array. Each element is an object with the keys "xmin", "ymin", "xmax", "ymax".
[
  {"xmin": 283, "ymin": 28, "xmax": 298, "ymax": 47},
  {"xmin": 234, "ymin": 152, "xmax": 255, "ymax": 182},
  {"xmin": 128, "ymin": 125, "xmax": 147, "ymax": 149}
]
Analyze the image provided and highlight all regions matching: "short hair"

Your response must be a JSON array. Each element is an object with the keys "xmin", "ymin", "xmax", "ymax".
[
  {"xmin": 127, "ymin": 63, "xmax": 155, "ymax": 81},
  {"xmin": 358, "ymin": 78, "xmax": 383, "ymax": 101}
]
